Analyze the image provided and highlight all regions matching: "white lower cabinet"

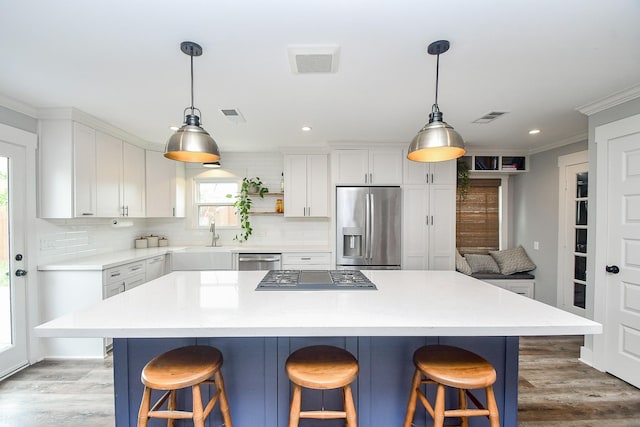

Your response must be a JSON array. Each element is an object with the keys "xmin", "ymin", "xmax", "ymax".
[
  {"xmin": 282, "ymin": 252, "xmax": 332, "ymax": 270},
  {"xmin": 145, "ymin": 255, "xmax": 166, "ymax": 282},
  {"xmin": 483, "ymin": 279, "xmax": 535, "ymax": 298},
  {"xmin": 38, "ymin": 255, "xmax": 167, "ymax": 358},
  {"xmin": 402, "ymin": 184, "xmax": 456, "ymax": 270}
]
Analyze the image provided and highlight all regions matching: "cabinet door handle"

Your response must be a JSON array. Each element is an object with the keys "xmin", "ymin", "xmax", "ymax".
[
  {"xmin": 369, "ymin": 173, "xmax": 373, "ymax": 183},
  {"xmin": 82, "ymin": 212, "xmax": 94, "ymax": 216},
  {"xmin": 431, "ymin": 215, "xmax": 434, "ymax": 225},
  {"xmin": 172, "ymin": 207, "xmax": 175, "ymax": 217},
  {"xmin": 364, "ymin": 173, "xmax": 368, "ymax": 184}
]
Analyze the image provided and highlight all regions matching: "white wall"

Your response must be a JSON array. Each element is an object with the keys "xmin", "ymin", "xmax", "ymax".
[{"xmin": 510, "ymin": 140, "xmax": 588, "ymax": 305}]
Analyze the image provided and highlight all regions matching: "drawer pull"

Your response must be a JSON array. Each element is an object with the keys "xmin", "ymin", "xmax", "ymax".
[{"xmin": 300, "ymin": 257, "xmax": 312, "ymax": 260}]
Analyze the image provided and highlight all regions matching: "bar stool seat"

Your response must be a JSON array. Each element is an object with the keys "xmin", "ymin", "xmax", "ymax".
[
  {"xmin": 404, "ymin": 345, "xmax": 499, "ymax": 427},
  {"xmin": 137, "ymin": 345, "xmax": 233, "ymax": 427},
  {"xmin": 286, "ymin": 345, "xmax": 359, "ymax": 427}
]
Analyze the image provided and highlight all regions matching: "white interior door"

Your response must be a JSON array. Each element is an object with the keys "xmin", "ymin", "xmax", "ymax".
[
  {"xmin": 602, "ymin": 118, "xmax": 640, "ymax": 388},
  {"xmin": 0, "ymin": 139, "xmax": 28, "ymax": 378}
]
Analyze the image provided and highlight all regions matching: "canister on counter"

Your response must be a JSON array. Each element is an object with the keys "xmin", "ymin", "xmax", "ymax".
[
  {"xmin": 158, "ymin": 237, "xmax": 168, "ymax": 247},
  {"xmin": 145, "ymin": 235, "xmax": 159, "ymax": 247},
  {"xmin": 135, "ymin": 238, "xmax": 148, "ymax": 249}
]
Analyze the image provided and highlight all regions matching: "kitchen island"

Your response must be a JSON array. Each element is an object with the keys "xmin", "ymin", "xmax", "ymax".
[{"xmin": 36, "ymin": 270, "xmax": 601, "ymax": 427}]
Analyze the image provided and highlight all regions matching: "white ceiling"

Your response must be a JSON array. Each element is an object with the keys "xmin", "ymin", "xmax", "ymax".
[{"xmin": 1, "ymin": 0, "xmax": 639, "ymax": 154}]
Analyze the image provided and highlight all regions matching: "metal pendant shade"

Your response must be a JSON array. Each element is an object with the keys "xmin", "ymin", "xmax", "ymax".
[
  {"xmin": 408, "ymin": 40, "xmax": 465, "ymax": 163},
  {"xmin": 165, "ymin": 41, "xmax": 221, "ymax": 163}
]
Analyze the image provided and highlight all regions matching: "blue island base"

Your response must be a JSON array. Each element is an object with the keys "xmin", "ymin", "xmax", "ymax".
[{"xmin": 113, "ymin": 336, "xmax": 519, "ymax": 427}]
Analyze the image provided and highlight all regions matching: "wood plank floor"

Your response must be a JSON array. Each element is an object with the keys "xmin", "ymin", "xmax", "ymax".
[{"xmin": 0, "ymin": 336, "xmax": 638, "ymax": 426}]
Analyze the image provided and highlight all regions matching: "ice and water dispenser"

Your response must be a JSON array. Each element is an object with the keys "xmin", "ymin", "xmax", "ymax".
[{"xmin": 341, "ymin": 227, "xmax": 363, "ymax": 258}]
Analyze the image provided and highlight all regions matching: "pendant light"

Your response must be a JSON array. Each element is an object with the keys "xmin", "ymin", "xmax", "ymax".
[
  {"xmin": 202, "ymin": 161, "xmax": 221, "ymax": 168},
  {"xmin": 407, "ymin": 40, "xmax": 466, "ymax": 163},
  {"xmin": 164, "ymin": 41, "xmax": 221, "ymax": 163}
]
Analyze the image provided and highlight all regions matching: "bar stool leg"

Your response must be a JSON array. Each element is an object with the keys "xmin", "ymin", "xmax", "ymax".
[
  {"xmin": 192, "ymin": 384, "xmax": 205, "ymax": 427},
  {"xmin": 343, "ymin": 383, "xmax": 357, "ymax": 427},
  {"xmin": 138, "ymin": 386, "xmax": 151, "ymax": 427},
  {"xmin": 403, "ymin": 369, "xmax": 422, "ymax": 427},
  {"xmin": 288, "ymin": 383, "xmax": 302, "ymax": 427},
  {"xmin": 214, "ymin": 370, "xmax": 233, "ymax": 427},
  {"xmin": 459, "ymin": 388, "xmax": 469, "ymax": 427},
  {"xmin": 433, "ymin": 384, "xmax": 446, "ymax": 427},
  {"xmin": 167, "ymin": 390, "xmax": 177, "ymax": 427},
  {"xmin": 486, "ymin": 385, "xmax": 500, "ymax": 427}
]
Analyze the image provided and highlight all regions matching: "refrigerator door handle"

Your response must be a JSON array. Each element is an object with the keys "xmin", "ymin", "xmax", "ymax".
[
  {"xmin": 369, "ymin": 193, "xmax": 375, "ymax": 261},
  {"xmin": 365, "ymin": 192, "xmax": 371, "ymax": 264}
]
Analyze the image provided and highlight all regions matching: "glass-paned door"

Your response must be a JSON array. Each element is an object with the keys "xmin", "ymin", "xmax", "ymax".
[
  {"xmin": 0, "ymin": 139, "xmax": 28, "ymax": 378},
  {"xmin": 561, "ymin": 163, "xmax": 588, "ymax": 316}
]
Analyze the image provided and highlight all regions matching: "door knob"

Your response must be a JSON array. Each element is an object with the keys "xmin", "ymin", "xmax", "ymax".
[
  {"xmin": 15, "ymin": 269, "xmax": 27, "ymax": 277},
  {"xmin": 605, "ymin": 265, "xmax": 620, "ymax": 274}
]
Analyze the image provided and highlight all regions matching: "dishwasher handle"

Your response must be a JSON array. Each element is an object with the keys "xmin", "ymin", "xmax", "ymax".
[{"xmin": 238, "ymin": 255, "xmax": 281, "ymax": 262}]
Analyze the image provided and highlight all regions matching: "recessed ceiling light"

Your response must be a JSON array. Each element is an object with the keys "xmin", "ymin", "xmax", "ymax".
[
  {"xmin": 529, "ymin": 129, "xmax": 541, "ymax": 135},
  {"xmin": 301, "ymin": 126, "xmax": 312, "ymax": 132}
]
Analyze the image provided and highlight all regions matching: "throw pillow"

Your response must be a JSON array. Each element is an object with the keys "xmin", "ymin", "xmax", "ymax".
[
  {"xmin": 489, "ymin": 246, "xmax": 536, "ymax": 275},
  {"xmin": 455, "ymin": 249, "xmax": 473, "ymax": 275},
  {"xmin": 465, "ymin": 254, "xmax": 501, "ymax": 274}
]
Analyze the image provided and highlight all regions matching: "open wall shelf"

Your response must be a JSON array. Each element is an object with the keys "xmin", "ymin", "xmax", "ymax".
[{"xmin": 460, "ymin": 155, "xmax": 528, "ymax": 173}]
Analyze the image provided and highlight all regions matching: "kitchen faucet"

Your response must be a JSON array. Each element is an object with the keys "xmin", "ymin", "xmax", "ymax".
[{"xmin": 210, "ymin": 219, "xmax": 220, "ymax": 247}]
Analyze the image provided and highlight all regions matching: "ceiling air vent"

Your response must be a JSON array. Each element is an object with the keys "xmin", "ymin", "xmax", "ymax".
[
  {"xmin": 473, "ymin": 111, "xmax": 509, "ymax": 124},
  {"xmin": 288, "ymin": 45, "xmax": 340, "ymax": 74},
  {"xmin": 220, "ymin": 108, "xmax": 246, "ymax": 123}
]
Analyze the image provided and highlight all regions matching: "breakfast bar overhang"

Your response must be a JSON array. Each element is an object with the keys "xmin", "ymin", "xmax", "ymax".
[{"xmin": 36, "ymin": 270, "xmax": 601, "ymax": 427}]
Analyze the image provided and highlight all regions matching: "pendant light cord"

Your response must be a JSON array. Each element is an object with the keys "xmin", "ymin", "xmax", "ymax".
[
  {"xmin": 432, "ymin": 53, "xmax": 440, "ymax": 114},
  {"xmin": 190, "ymin": 51, "xmax": 195, "ymax": 113}
]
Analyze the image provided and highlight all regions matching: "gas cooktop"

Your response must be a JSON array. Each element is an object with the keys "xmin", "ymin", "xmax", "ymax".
[{"xmin": 256, "ymin": 270, "xmax": 377, "ymax": 291}]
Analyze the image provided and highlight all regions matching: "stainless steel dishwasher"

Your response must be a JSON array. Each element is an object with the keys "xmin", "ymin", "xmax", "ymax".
[{"xmin": 238, "ymin": 253, "xmax": 282, "ymax": 270}]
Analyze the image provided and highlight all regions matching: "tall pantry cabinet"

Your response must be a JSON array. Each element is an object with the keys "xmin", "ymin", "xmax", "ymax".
[{"xmin": 402, "ymin": 158, "xmax": 456, "ymax": 270}]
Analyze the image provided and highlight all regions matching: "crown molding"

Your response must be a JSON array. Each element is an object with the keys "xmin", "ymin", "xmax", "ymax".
[
  {"xmin": 0, "ymin": 93, "xmax": 38, "ymax": 118},
  {"xmin": 527, "ymin": 132, "xmax": 588, "ymax": 155},
  {"xmin": 576, "ymin": 83, "xmax": 640, "ymax": 116},
  {"xmin": 37, "ymin": 107, "xmax": 155, "ymax": 149}
]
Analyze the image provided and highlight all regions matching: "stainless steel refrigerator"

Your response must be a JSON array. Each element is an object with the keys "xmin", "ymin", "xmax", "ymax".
[{"xmin": 336, "ymin": 186, "xmax": 401, "ymax": 269}]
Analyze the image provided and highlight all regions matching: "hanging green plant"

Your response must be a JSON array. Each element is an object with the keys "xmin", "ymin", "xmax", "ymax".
[
  {"xmin": 457, "ymin": 158, "xmax": 471, "ymax": 200},
  {"xmin": 227, "ymin": 177, "xmax": 268, "ymax": 242}
]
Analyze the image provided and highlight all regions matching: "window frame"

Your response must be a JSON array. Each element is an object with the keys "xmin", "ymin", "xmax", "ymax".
[{"xmin": 192, "ymin": 177, "xmax": 240, "ymax": 230}]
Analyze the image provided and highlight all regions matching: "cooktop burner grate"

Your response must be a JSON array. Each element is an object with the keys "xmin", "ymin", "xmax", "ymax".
[{"xmin": 256, "ymin": 270, "xmax": 377, "ymax": 291}]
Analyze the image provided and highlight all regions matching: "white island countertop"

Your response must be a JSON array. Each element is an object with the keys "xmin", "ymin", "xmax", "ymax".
[{"xmin": 35, "ymin": 270, "xmax": 601, "ymax": 338}]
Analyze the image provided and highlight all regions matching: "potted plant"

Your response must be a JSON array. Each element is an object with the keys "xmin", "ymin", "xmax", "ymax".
[
  {"xmin": 227, "ymin": 177, "xmax": 268, "ymax": 242},
  {"xmin": 457, "ymin": 158, "xmax": 471, "ymax": 200}
]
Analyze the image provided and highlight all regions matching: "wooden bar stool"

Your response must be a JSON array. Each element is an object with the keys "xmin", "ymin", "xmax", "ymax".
[
  {"xmin": 137, "ymin": 345, "xmax": 233, "ymax": 427},
  {"xmin": 285, "ymin": 345, "xmax": 359, "ymax": 427},
  {"xmin": 403, "ymin": 345, "xmax": 499, "ymax": 427}
]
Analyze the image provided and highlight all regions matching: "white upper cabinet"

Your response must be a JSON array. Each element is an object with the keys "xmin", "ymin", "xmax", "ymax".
[
  {"xmin": 145, "ymin": 150, "xmax": 186, "ymax": 218},
  {"xmin": 95, "ymin": 131, "xmax": 122, "ymax": 217},
  {"xmin": 95, "ymin": 132, "xmax": 145, "ymax": 217},
  {"xmin": 39, "ymin": 120, "xmax": 97, "ymax": 218},
  {"xmin": 122, "ymin": 142, "xmax": 145, "ymax": 217},
  {"xmin": 38, "ymin": 114, "xmax": 146, "ymax": 218},
  {"xmin": 72, "ymin": 123, "xmax": 97, "ymax": 217},
  {"xmin": 403, "ymin": 157, "xmax": 456, "ymax": 185},
  {"xmin": 284, "ymin": 154, "xmax": 328, "ymax": 217},
  {"xmin": 334, "ymin": 148, "xmax": 403, "ymax": 185}
]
